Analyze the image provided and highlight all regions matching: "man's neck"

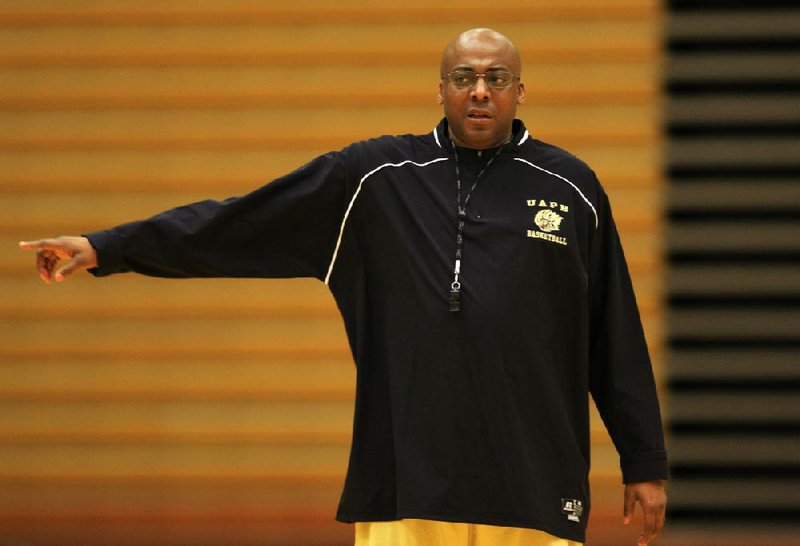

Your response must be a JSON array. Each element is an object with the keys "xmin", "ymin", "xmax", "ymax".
[{"xmin": 448, "ymin": 129, "xmax": 512, "ymax": 151}]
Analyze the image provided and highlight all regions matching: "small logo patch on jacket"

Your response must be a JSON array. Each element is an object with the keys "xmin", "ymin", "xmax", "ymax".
[
  {"xmin": 561, "ymin": 498, "xmax": 584, "ymax": 522},
  {"xmin": 526, "ymin": 198, "xmax": 569, "ymax": 246}
]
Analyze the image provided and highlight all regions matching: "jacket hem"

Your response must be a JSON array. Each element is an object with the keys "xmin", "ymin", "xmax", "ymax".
[{"xmin": 336, "ymin": 510, "xmax": 585, "ymax": 543}]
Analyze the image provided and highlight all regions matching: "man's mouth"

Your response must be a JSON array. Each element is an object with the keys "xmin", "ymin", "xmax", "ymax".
[{"xmin": 467, "ymin": 112, "xmax": 492, "ymax": 120}]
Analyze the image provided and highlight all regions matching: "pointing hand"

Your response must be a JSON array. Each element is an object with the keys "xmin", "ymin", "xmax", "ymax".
[{"xmin": 18, "ymin": 236, "xmax": 98, "ymax": 284}]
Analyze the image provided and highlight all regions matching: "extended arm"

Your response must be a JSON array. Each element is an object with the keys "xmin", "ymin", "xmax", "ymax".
[{"xmin": 19, "ymin": 151, "xmax": 349, "ymax": 283}]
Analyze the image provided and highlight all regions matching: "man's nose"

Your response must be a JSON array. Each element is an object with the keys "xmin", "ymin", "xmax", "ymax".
[{"xmin": 470, "ymin": 75, "xmax": 491, "ymax": 101}]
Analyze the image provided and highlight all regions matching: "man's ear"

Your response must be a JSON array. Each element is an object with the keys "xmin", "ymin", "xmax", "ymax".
[
  {"xmin": 516, "ymin": 82, "xmax": 526, "ymax": 105},
  {"xmin": 437, "ymin": 81, "xmax": 444, "ymax": 104}
]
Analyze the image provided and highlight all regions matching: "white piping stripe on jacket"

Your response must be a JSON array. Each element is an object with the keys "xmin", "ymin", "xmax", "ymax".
[
  {"xmin": 518, "ymin": 129, "xmax": 530, "ymax": 145},
  {"xmin": 513, "ymin": 157, "xmax": 599, "ymax": 229},
  {"xmin": 433, "ymin": 128, "xmax": 442, "ymax": 148},
  {"xmin": 324, "ymin": 157, "xmax": 451, "ymax": 284}
]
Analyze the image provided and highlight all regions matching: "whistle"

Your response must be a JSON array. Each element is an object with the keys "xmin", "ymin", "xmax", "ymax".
[{"xmin": 448, "ymin": 288, "xmax": 461, "ymax": 312}]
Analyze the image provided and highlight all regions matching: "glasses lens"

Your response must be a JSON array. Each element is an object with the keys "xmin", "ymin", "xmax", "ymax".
[
  {"xmin": 447, "ymin": 70, "xmax": 514, "ymax": 89},
  {"xmin": 485, "ymin": 71, "xmax": 513, "ymax": 89},
  {"xmin": 449, "ymin": 71, "xmax": 477, "ymax": 89}
]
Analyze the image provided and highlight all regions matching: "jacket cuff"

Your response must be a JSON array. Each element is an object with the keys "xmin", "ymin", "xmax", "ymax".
[
  {"xmin": 621, "ymin": 450, "xmax": 669, "ymax": 483},
  {"xmin": 84, "ymin": 228, "xmax": 125, "ymax": 277}
]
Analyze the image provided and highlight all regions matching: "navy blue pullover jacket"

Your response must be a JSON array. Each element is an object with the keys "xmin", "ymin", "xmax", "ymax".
[{"xmin": 86, "ymin": 118, "xmax": 668, "ymax": 543}]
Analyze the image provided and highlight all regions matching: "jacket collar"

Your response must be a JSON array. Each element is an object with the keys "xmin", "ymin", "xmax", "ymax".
[{"xmin": 432, "ymin": 118, "xmax": 530, "ymax": 153}]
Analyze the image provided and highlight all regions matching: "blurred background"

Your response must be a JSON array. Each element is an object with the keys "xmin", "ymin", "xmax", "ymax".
[
  {"xmin": 0, "ymin": 1, "xmax": 796, "ymax": 545},
  {"xmin": 663, "ymin": 0, "xmax": 799, "ymax": 544}
]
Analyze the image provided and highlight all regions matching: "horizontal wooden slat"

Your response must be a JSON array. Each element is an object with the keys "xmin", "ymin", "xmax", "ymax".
[
  {"xmin": 0, "ymin": 62, "xmax": 659, "ymax": 110},
  {"xmin": 669, "ymin": 479, "xmax": 800, "ymax": 507},
  {"xmin": 669, "ymin": 309, "xmax": 800, "ymax": 339},
  {"xmin": 0, "ymin": 444, "xmax": 348, "ymax": 476},
  {"xmin": 669, "ymin": 349, "xmax": 800, "ymax": 380},
  {"xmin": 0, "ymin": 316, "xmax": 347, "ymax": 351},
  {"xmin": 662, "ymin": 527, "xmax": 800, "ymax": 546},
  {"xmin": 669, "ymin": 11, "xmax": 800, "ymax": 38},
  {"xmin": 669, "ymin": 96, "xmax": 800, "ymax": 124},
  {"xmin": 668, "ymin": 138, "xmax": 800, "ymax": 167},
  {"xmin": 0, "ymin": 276, "xmax": 337, "ymax": 316},
  {"xmin": 0, "ymin": 355, "xmax": 352, "ymax": 397},
  {"xmin": 669, "ymin": 53, "xmax": 800, "ymax": 81},
  {"xmin": 0, "ymin": 0, "xmax": 660, "ymax": 25},
  {"xmin": 0, "ymin": 513, "xmax": 351, "ymax": 546},
  {"xmin": 1, "ymin": 49, "xmax": 656, "ymax": 68},
  {"xmin": 669, "ymin": 436, "xmax": 800, "ymax": 464},
  {"xmin": 0, "ymin": 400, "xmax": 353, "ymax": 437},
  {"xmin": 670, "ymin": 264, "xmax": 800, "ymax": 295},
  {"xmin": 669, "ymin": 393, "xmax": 799, "ymax": 421},
  {"xmin": 669, "ymin": 221, "xmax": 800, "ymax": 252},
  {"xmin": 669, "ymin": 181, "xmax": 800, "ymax": 210},
  {"xmin": 0, "ymin": 479, "xmax": 343, "ymax": 506},
  {"xmin": 0, "ymin": 21, "xmax": 658, "ymax": 67},
  {"xmin": 0, "ymin": 105, "xmax": 659, "ymax": 149},
  {"xmin": 0, "ymin": 346, "xmax": 348, "ymax": 362}
]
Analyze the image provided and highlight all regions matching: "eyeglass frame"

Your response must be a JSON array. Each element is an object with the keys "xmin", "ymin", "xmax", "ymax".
[{"xmin": 441, "ymin": 69, "xmax": 521, "ymax": 90}]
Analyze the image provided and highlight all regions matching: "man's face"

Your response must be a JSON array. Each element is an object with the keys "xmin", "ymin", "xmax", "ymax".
[{"xmin": 438, "ymin": 35, "xmax": 525, "ymax": 149}]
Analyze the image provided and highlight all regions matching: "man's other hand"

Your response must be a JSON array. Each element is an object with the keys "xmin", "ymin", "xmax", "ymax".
[
  {"xmin": 19, "ymin": 236, "xmax": 98, "ymax": 284},
  {"xmin": 624, "ymin": 479, "xmax": 666, "ymax": 545}
]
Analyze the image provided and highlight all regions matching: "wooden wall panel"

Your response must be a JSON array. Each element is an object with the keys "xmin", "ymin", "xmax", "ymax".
[{"xmin": 0, "ymin": 1, "xmax": 664, "ymax": 545}]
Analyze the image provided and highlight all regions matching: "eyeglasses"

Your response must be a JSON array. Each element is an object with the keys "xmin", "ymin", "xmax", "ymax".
[{"xmin": 442, "ymin": 70, "xmax": 519, "ymax": 90}]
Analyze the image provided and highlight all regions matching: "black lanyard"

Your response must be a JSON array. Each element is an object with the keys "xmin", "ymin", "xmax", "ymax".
[{"xmin": 448, "ymin": 144, "xmax": 505, "ymax": 312}]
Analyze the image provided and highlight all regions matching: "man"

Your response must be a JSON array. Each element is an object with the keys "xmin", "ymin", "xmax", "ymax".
[{"xmin": 20, "ymin": 28, "xmax": 667, "ymax": 546}]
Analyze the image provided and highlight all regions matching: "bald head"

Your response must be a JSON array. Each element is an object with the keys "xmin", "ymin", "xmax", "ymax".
[
  {"xmin": 437, "ymin": 28, "xmax": 525, "ymax": 149},
  {"xmin": 440, "ymin": 28, "xmax": 521, "ymax": 78}
]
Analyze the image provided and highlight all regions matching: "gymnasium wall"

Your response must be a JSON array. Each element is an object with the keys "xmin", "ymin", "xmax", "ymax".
[
  {"xmin": 663, "ymin": 1, "xmax": 800, "ymax": 545},
  {"xmin": 0, "ymin": 2, "xmax": 664, "ymax": 545}
]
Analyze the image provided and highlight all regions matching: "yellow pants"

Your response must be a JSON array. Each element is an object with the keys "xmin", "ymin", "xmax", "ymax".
[{"xmin": 355, "ymin": 519, "xmax": 583, "ymax": 546}]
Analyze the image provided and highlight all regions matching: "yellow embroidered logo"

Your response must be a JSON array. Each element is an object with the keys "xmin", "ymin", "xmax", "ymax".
[
  {"xmin": 526, "ymin": 199, "xmax": 569, "ymax": 246},
  {"xmin": 534, "ymin": 209, "xmax": 563, "ymax": 233}
]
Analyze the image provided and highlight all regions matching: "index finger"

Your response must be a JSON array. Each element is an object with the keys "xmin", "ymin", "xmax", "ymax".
[{"xmin": 19, "ymin": 239, "xmax": 61, "ymax": 251}]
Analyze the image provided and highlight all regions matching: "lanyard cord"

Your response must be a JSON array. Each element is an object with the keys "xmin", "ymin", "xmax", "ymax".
[{"xmin": 449, "ymin": 143, "xmax": 505, "ymax": 312}]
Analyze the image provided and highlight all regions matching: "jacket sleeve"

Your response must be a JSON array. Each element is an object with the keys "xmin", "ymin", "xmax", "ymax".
[
  {"xmin": 85, "ymin": 150, "xmax": 350, "ymax": 281},
  {"xmin": 587, "ymin": 188, "xmax": 669, "ymax": 484}
]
